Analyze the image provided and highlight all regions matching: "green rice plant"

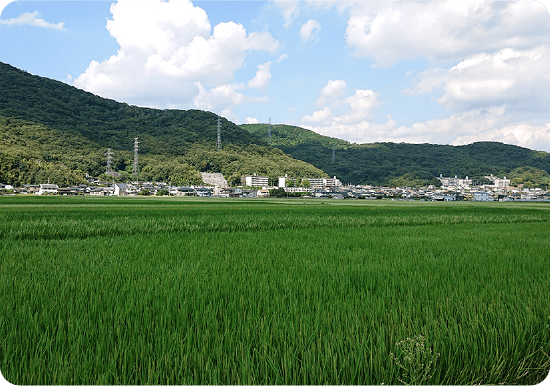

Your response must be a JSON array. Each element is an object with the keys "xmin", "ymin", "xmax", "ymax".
[
  {"xmin": 0, "ymin": 196, "xmax": 549, "ymax": 384},
  {"xmin": 390, "ymin": 335, "xmax": 440, "ymax": 385}
]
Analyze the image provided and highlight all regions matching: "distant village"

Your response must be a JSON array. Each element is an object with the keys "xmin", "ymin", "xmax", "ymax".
[{"xmin": 1, "ymin": 172, "xmax": 550, "ymax": 202}]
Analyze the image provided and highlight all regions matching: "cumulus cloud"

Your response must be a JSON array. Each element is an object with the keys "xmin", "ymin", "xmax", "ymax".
[
  {"xmin": 302, "ymin": 106, "xmax": 333, "ymax": 123},
  {"xmin": 247, "ymin": 54, "xmax": 286, "ymax": 92},
  {"xmin": 344, "ymin": 1, "xmax": 550, "ymax": 67},
  {"xmin": 299, "ymin": 19, "xmax": 320, "ymax": 42},
  {"xmin": 193, "ymin": 81, "xmax": 245, "ymax": 118},
  {"xmin": 302, "ymin": 85, "xmax": 382, "ymax": 140},
  {"xmin": 248, "ymin": 62, "xmax": 272, "ymax": 92},
  {"xmin": 405, "ymin": 46, "xmax": 550, "ymax": 112},
  {"xmin": 245, "ymin": 117, "xmax": 259, "ymax": 124},
  {"xmin": 284, "ymin": 0, "xmax": 550, "ymax": 67},
  {"xmin": 73, "ymin": 0, "xmax": 278, "ymax": 110},
  {"xmin": 316, "ymin": 79, "xmax": 347, "ymax": 107},
  {"xmin": 0, "ymin": 10, "xmax": 66, "ymax": 30}
]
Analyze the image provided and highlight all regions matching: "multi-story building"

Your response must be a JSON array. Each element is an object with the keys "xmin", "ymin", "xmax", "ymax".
[
  {"xmin": 437, "ymin": 175, "xmax": 472, "ymax": 187},
  {"xmin": 308, "ymin": 176, "xmax": 341, "ymax": 189},
  {"xmin": 242, "ymin": 174, "xmax": 269, "ymax": 187},
  {"xmin": 484, "ymin": 174, "xmax": 511, "ymax": 188}
]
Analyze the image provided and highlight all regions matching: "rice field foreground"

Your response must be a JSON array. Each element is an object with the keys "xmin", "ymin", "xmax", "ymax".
[{"xmin": 1, "ymin": 196, "xmax": 549, "ymax": 385}]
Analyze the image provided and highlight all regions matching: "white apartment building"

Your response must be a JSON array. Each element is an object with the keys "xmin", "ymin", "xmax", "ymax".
[
  {"xmin": 437, "ymin": 175, "xmax": 472, "ymax": 187},
  {"xmin": 243, "ymin": 174, "xmax": 269, "ymax": 187},
  {"xmin": 308, "ymin": 176, "xmax": 341, "ymax": 189},
  {"xmin": 484, "ymin": 174, "xmax": 511, "ymax": 188}
]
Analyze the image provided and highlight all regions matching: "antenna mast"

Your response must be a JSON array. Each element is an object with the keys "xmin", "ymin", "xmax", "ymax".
[
  {"xmin": 268, "ymin": 117, "xmax": 272, "ymax": 145},
  {"xmin": 217, "ymin": 116, "xmax": 221, "ymax": 151},
  {"xmin": 133, "ymin": 138, "xmax": 139, "ymax": 179},
  {"xmin": 105, "ymin": 148, "xmax": 113, "ymax": 174},
  {"xmin": 332, "ymin": 143, "xmax": 335, "ymax": 163}
]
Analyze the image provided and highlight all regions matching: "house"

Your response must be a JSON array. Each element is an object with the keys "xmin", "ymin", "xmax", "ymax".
[
  {"xmin": 23, "ymin": 185, "xmax": 40, "ymax": 194},
  {"xmin": 195, "ymin": 187, "xmax": 213, "ymax": 197},
  {"xmin": 89, "ymin": 187, "xmax": 107, "ymax": 196},
  {"xmin": 58, "ymin": 187, "xmax": 73, "ymax": 195},
  {"xmin": 257, "ymin": 189, "xmax": 270, "ymax": 197},
  {"xmin": 38, "ymin": 184, "xmax": 59, "ymax": 195},
  {"xmin": 113, "ymin": 183, "xmax": 136, "ymax": 196},
  {"xmin": 174, "ymin": 187, "xmax": 195, "ymax": 197}
]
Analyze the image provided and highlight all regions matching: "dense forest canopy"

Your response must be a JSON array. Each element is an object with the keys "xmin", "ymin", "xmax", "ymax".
[{"xmin": 241, "ymin": 124, "xmax": 550, "ymax": 187}]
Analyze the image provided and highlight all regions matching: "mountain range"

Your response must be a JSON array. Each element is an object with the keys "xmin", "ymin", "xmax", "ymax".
[{"xmin": 2, "ymin": 61, "xmax": 550, "ymax": 188}]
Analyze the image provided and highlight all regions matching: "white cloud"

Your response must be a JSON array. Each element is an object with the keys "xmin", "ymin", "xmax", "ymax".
[
  {"xmin": 274, "ymin": 0, "xmax": 300, "ymax": 28},
  {"xmin": 303, "ymin": 85, "xmax": 382, "ymax": 139},
  {"xmin": 406, "ymin": 46, "xmax": 550, "ymax": 112},
  {"xmin": 299, "ymin": 19, "xmax": 321, "ymax": 42},
  {"xmin": 193, "ymin": 81, "xmax": 245, "ymax": 112},
  {"xmin": 247, "ymin": 54, "xmax": 287, "ymax": 92},
  {"xmin": 0, "ymin": 11, "xmax": 66, "ymax": 30},
  {"xmin": 0, "ymin": 0, "xmax": 14, "ymax": 17},
  {"xmin": 338, "ymin": 89, "xmax": 380, "ymax": 124},
  {"xmin": 344, "ymin": 1, "xmax": 550, "ymax": 67},
  {"xmin": 276, "ymin": 54, "xmax": 288, "ymax": 63},
  {"xmin": 302, "ymin": 106, "xmax": 333, "ymax": 123},
  {"xmin": 248, "ymin": 62, "xmax": 272, "ymax": 92},
  {"xmin": 74, "ymin": 0, "xmax": 278, "ymax": 109},
  {"xmin": 316, "ymin": 79, "xmax": 347, "ymax": 107},
  {"xmin": 245, "ymin": 117, "xmax": 259, "ymax": 124}
]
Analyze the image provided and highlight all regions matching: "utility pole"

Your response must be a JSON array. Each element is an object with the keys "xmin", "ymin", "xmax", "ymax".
[
  {"xmin": 332, "ymin": 143, "xmax": 335, "ymax": 163},
  {"xmin": 133, "ymin": 138, "xmax": 139, "ymax": 180},
  {"xmin": 217, "ymin": 116, "xmax": 221, "ymax": 151}
]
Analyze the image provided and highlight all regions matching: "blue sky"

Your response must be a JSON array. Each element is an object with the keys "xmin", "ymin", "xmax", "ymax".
[{"xmin": 2, "ymin": 1, "xmax": 550, "ymax": 151}]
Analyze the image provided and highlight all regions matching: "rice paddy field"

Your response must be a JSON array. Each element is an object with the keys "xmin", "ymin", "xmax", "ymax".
[{"xmin": 0, "ymin": 195, "xmax": 549, "ymax": 385}]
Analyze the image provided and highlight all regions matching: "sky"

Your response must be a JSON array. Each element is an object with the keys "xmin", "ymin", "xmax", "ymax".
[{"xmin": 1, "ymin": 0, "xmax": 550, "ymax": 152}]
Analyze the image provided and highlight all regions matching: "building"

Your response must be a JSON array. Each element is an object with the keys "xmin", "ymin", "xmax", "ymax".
[
  {"xmin": 38, "ymin": 184, "xmax": 59, "ymax": 195},
  {"xmin": 242, "ymin": 174, "xmax": 269, "ymax": 188},
  {"xmin": 437, "ymin": 175, "xmax": 472, "ymax": 187},
  {"xmin": 308, "ymin": 176, "xmax": 341, "ymax": 189},
  {"xmin": 484, "ymin": 174, "xmax": 511, "ymax": 188},
  {"xmin": 473, "ymin": 191, "xmax": 491, "ymax": 201},
  {"xmin": 113, "ymin": 183, "xmax": 136, "ymax": 196}
]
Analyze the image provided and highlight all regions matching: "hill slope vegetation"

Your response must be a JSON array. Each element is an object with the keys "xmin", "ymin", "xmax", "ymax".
[
  {"xmin": 241, "ymin": 123, "xmax": 550, "ymax": 187},
  {"xmin": 0, "ymin": 63, "xmax": 327, "ymax": 186}
]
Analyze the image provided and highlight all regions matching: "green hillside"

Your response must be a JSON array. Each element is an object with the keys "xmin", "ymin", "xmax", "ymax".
[
  {"xmin": 241, "ymin": 123, "xmax": 550, "ymax": 187},
  {"xmin": 0, "ymin": 63, "xmax": 327, "ymax": 186}
]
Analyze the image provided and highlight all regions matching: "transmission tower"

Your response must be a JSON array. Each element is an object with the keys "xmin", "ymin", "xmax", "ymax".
[
  {"xmin": 133, "ymin": 138, "xmax": 139, "ymax": 179},
  {"xmin": 217, "ymin": 116, "xmax": 221, "ymax": 151},
  {"xmin": 268, "ymin": 117, "xmax": 272, "ymax": 145},
  {"xmin": 105, "ymin": 148, "xmax": 113, "ymax": 174},
  {"xmin": 332, "ymin": 143, "xmax": 335, "ymax": 163}
]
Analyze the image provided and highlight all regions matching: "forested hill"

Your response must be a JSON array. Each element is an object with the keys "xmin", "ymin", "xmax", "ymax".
[
  {"xmin": 241, "ymin": 123, "xmax": 550, "ymax": 187},
  {"xmin": 0, "ymin": 62, "xmax": 327, "ymax": 186},
  {"xmin": 0, "ymin": 62, "xmax": 260, "ymax": 153}
]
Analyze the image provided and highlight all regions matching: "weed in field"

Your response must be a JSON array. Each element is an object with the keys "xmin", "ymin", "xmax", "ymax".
[{"xmin": 390, "ymin": 335, "xmax": 440, "ymax": 385}]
